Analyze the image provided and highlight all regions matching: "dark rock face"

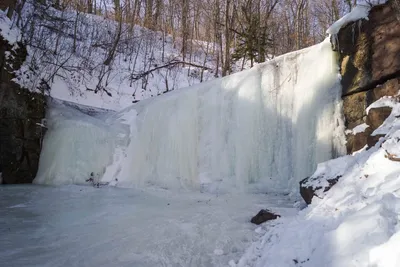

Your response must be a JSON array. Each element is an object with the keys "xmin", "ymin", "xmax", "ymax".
[
  {"xmin": 338, "ymin": 2, "xmax": 400, "ymax": 97},
  {"xmin": 250, "ymin": 209, "xmax": 280, "ymax": 225},
  {"xmin": 299, "ymin": 2, "xmax": 399, "ymax": 203},
  {"xmin": 342, "ymin": 92, "xmax": 367, "ymax": 130},
  {"xmin": 345, "ymin": 106, "xmax": 392, "ymax": 153},
  {"xmin": 338, "ymin": 1, "xmax": 400, "ymax": 154},
  {"xmin": 366, "ymin": 106, "xmax": 393, "ymax": 129},
  {"xmin": 346, "ymin": 129, "xmax": 370, "ymax": 153},
  {"xmin": 299, "ymin": 176, "xmax": 341, "ymax": 205},
  {"xmin": 0, "ymin": 36, "xmax": 46, "ymax": 183}
]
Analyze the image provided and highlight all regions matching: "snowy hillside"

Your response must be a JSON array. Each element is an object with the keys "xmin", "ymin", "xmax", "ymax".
[{"xmin": 2, "ymin": 1, "xmax": 229, "ymax": 110}]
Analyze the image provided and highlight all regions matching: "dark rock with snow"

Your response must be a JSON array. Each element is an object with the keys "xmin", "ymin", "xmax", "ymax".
[
  {"xmin": 299, "ymin": 176, "xmax": 341, "ymax": 205},
  {"xmin": 345, "ymin": 106, "xmax": 392, "ymax": 153},
  {"xmin": 0, "ymin": 35, "xmax": 46, "ymax": 184},
  {"xmin": 346, "ymin": 130, "xmax": 370, "ymax": 153},
  {"xmin": 367, "ymin": 134, "xmax": 385, "ymax": 148},
  {"xmin": 250, "ymin": 209, "xmax": 280, "ymax": 225},
  {"xmin": 337, "ymin": 2, "xmax": 400, "ymax": 154},
  {"xmin": 367, "ymin": 107, "xmax": 392, "ymax": 130}
]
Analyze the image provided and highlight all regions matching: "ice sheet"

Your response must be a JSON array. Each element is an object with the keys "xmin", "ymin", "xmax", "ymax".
[{"xmin": 0, "ymin": 185, "xmax": 296, "ymax": 267}]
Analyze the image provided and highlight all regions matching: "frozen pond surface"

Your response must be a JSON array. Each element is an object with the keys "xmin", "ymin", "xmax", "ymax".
[{"xmin": 0, "ymin": 185, "xmax": 296, "ymax": 267}]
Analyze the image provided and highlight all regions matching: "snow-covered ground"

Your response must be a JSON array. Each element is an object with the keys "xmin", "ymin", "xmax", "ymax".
[
  {"xmin": 0, "ymin": 185, "xmax": 296, "ymax": 267},
  {"xmin": 238, "ymin": 96, "xmax": 400, "ymax": 267}
]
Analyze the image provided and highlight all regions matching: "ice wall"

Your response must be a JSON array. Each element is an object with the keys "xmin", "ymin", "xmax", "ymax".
[
  {"xmin": 115, "ymin": 39, "xmax": 345, "ymax": 193},
  {"xmin": 34, "ymin": 100, "xmax": 122, "ymax": 185},
  {"xmin": 35, "ymin": 39, "xmax": 345, "ymax": 193}
]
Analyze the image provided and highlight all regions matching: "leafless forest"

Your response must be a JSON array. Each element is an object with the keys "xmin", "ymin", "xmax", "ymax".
[{"xmin": 1, "ymin": 0, "xmax": 358, "ymax": 98}]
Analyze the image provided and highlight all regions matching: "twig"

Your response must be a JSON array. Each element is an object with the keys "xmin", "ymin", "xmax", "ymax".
[{"xmin": 384, "ymin": 150, "xmax": 400, "ymax": 162}]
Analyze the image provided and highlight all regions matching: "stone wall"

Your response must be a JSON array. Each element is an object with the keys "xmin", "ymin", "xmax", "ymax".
[
  {"xmin": 0, "ymin": 36, "xmax": 46, "ymax": 184},
  {"xmin": 337, "ymin": 1, "xmax": 400, "ymax": 154}
]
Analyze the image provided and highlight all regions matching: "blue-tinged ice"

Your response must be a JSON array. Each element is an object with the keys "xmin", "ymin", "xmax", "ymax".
[{"xmin": 35, "ymin": 39, "xmax": 345, "ymax": 194}]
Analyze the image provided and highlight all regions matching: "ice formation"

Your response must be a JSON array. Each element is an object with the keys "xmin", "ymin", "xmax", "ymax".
[
  {"xmin": 34, "ymin": 100, "xmax": 122, "ymax": 185},
  {"xmin": 326, "ymin": 0, "xmax": 388, "ymax": 35},
  {"xmin": 35, "ymin": 39, "xmax": 345, "ymax": 193}
]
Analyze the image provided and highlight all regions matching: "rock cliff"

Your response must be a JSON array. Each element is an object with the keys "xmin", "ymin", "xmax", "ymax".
[
  {"xmin": 0, "ymin": 35, "xmax": 46, "ymax": 184},
  {"xmin": 300, "ymin": 1, "xmax": 400, "ymax": 203},
  {"xmin": 338, "ymin": 1, "xmax": 400, "ymax": 153}
]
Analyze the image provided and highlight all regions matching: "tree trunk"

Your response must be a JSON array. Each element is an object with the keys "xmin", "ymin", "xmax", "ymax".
[{"xmin": 144, "ymin": 0, "xmax": 154, "ymax": 29}]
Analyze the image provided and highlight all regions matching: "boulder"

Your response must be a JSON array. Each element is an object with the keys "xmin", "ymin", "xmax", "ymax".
[
  {"xmin": 299, "ymin": 176, "xmax": 341, "ymax": 205},
  {"xmin": 345, "ymin": 106, "xmax": 392, "ymax": 153},
  {"xmin": 346, "ymin": 129, "xmax": 371, "ymax": 154},
  {"xmin": 367, "ymin": 134, "xmax": 385, "ymax": 148},
  {"xmin": 366, "ymin": 106, "xmax": 392, "ymax": 130},
  {"xmin": 367, "ymin": 78, "xmax": 400, "ymax": 105},
  {"xmin": 250, "ymin": 209, "xmax": 280, "ymax": 225}
]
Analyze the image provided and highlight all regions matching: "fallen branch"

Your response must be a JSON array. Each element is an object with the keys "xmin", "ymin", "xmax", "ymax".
[
  {"xmin": 384, "ymin": 150, "xmax": 400, "ymax": 162},
  {"xmin": 130, "ymin": 60, "xmax": 211, "ymax": 82}
]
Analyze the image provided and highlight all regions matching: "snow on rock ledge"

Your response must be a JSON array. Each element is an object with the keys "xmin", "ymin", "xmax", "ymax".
[{"xmin": 326, "ymin": 1, "xmax": 387, "ymax": 35}]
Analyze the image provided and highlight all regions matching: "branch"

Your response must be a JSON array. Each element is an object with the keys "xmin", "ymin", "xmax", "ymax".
[
  {"xmin": 384, "ymin": 150, "xmax": 400, "ymax": 162},
  {"xmin": 130, "ymin": 60, "xmax": 211, "ymax": 81}
]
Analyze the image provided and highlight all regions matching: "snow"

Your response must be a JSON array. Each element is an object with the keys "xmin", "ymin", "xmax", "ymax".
[
  {"xmin": 0, "ymin": 10, "xmax": 21, "ymax": 45},
  {"xmin": 0, "ymin": 185, "xmax": 296, "ymax": 267},
  {"xmin": 366, "ymin": 96, "xmax": 397, "ymax": 113},
  {"xmin": 10, "ymin": 1, "xmax": 225, "ymax": 110},
  {"xmin": 34, "ymin": 38, "xmax": 345, "ymax": 194},
  {"xmin": 238, "ymin": 98, "xmax": 400, "ymax": 267},
  {"xmin": 345, "ymin": 123, "xmax": 369, "ymax": 135},
  {"xmin": 326, "ymin": 1, "xmax": 387, "ymax": 35}
]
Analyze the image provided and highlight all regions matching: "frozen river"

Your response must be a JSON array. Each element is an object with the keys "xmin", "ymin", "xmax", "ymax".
[{"xmin": 0, "ymin": 185, "xmax": 296, "ymax": 267}]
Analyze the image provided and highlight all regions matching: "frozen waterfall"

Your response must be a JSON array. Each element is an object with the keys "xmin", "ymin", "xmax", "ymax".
[{"xmin": 34, "ymin": 39, "xmax": 345, "ymax": 193}]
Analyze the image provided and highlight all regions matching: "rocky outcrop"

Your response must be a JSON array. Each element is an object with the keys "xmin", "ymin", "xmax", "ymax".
[
  {"xmin": 299, "ymin": 176, "xmax": 341, "ymax": 205},
  {"xmin": 346, "ymin": 105, "xmax": 392, "ymax": 152},
  {"xmin": 337, "ymin": 1, "xmax": 400, "ymax": 154},
  {"xmin": 250, "ymin": 209, "xmax": 280, "ymax": 225},
  {"xmin": 0, "ymin": 35, "xmax": 46, "ymax": 184},
  {"xmin": 301, "ymin": 1, "xmax": 400, "ymax": 204}
]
